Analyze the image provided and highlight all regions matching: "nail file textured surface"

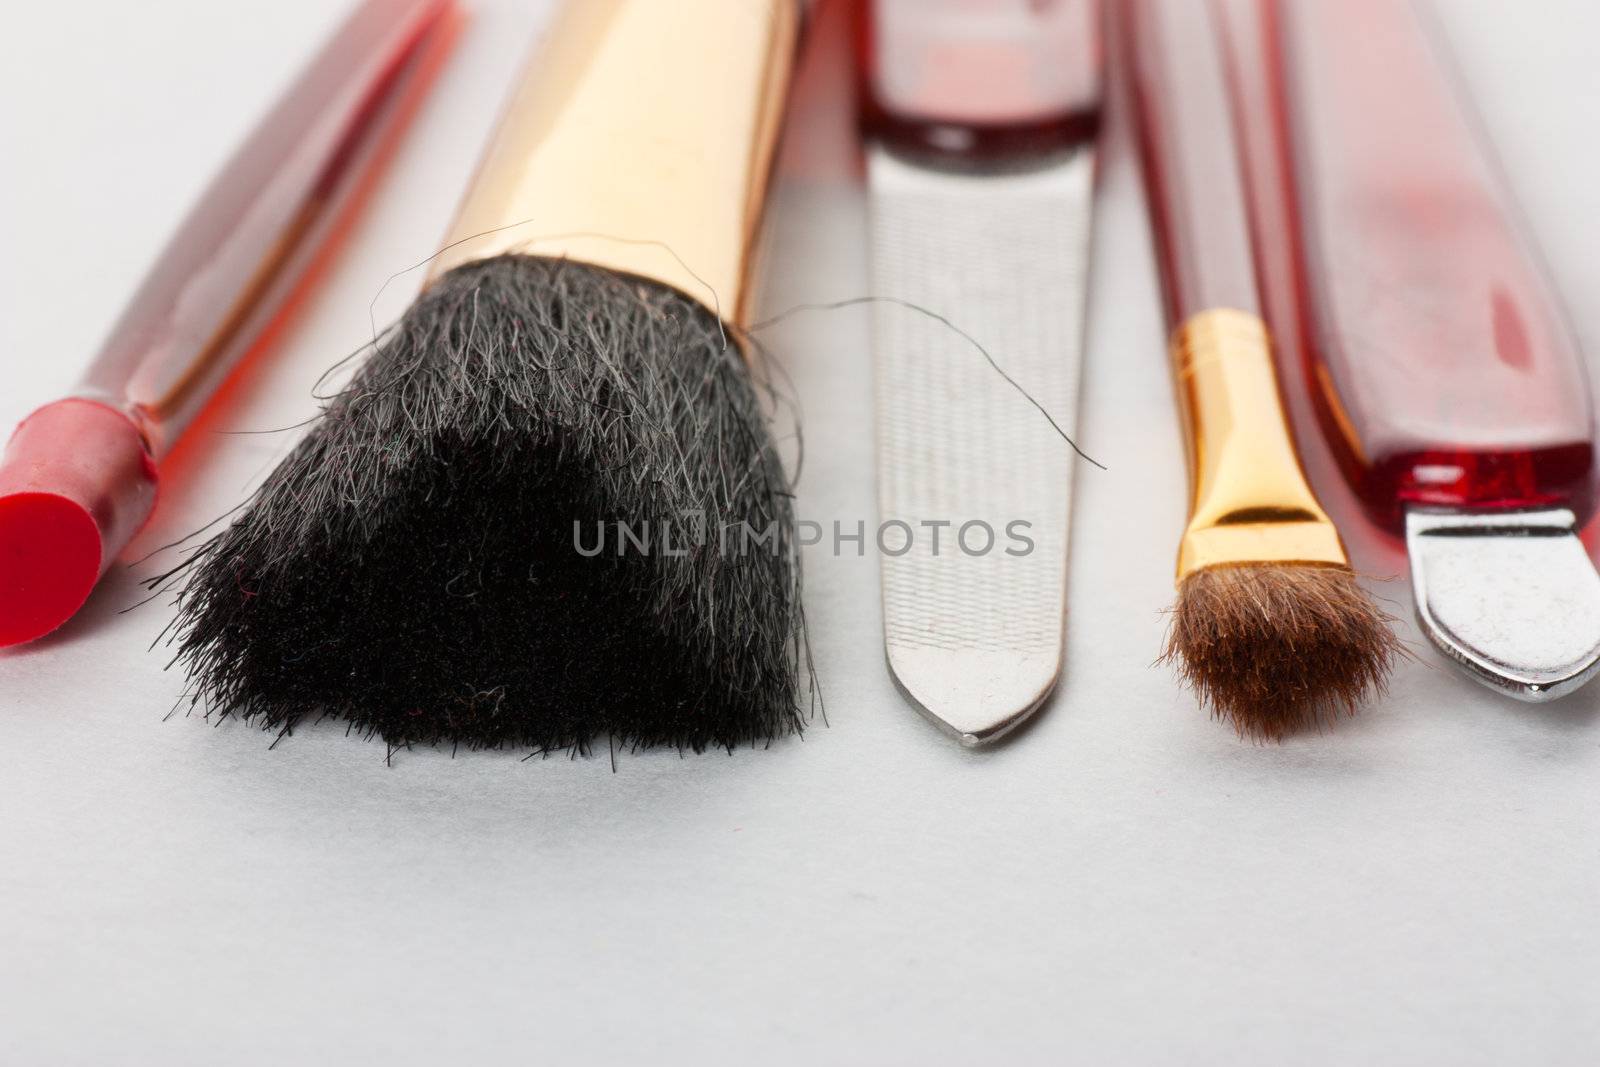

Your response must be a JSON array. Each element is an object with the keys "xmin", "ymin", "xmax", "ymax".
[
  {"xmin": 869, "ymin": 144, "xmax": 1093, "ymax": 745},
  {"xmin": 1406, "ymin": 506, "xmax": 1600, "ymax": 700}
]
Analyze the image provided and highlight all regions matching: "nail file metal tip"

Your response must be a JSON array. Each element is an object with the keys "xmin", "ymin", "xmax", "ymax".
[
  {"xmin": 886, "ymin": 647, "xmax": 1061, "ymax": 747},
  {"xmin": 1406, "ymin": 505, "xmax": 1600, "ymax": 700},
  {"xmin": 869, "ymin": 144, "xmax": 1094, "ymax": 746}
]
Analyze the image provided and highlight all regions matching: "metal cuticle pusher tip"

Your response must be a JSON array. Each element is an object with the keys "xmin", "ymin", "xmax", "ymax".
[{"xmin": 1406, "ymin": 507, "xmax": 1600, "ymax": 700}]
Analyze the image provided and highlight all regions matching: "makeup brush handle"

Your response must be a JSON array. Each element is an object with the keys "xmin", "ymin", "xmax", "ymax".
[
  {"xmin": 1124, "ymin": 0, "xmax": 1258, "ymax": 324},
  {"xmin": 861, "ymin": 0, "xmax": 1102, "ymax": 164},
  {"xmin": 1273, "ymin": 0, "xmax": 1595, "ymax": 530},
  {"xmin": 1126, "ymin": 0, "xmax": 1345, "ymax": 577},
  {"xmin": 75, "ymin": 0, "xmax": 457, "ymax": 458},
  {"xmin": 429, "ymin": 0, "xmax": 799, "ymax": 328}
]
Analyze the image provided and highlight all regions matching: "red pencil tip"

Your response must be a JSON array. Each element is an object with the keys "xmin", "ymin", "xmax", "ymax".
[
  {"xmin": 0, "ymin": 399, "xmax": 159, "ymax": 646},
  {"xmin": 0, "ymin": 492, "xmax": 103, "ymax": 646}
]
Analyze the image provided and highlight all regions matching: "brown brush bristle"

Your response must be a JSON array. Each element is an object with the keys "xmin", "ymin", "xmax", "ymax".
[{"xmin": 1161, "ymin": 563, "xmax": 1403, "ymax": 741}]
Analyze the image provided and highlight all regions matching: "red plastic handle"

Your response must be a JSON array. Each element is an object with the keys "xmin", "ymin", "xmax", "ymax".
[
  {"xmin": 862, "ymin": 0, "xmax": 1103, "ymax": 163},
  {"xmin": 1124, "ymin": 0, "xmax": 1257, "ymax": 327},
  {"xmin": 1270, "ymin": 0, "xmax": 1595, "ymax": 530},
  {"xmin": 76, "ymin": 0, "xmax": 459, "ymax": 458}
]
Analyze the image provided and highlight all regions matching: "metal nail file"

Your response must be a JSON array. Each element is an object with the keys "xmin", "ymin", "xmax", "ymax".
[
  {"xmin": 863, "ymin": 0, "xmax": 1103, "ymax": 745},
  {"xmin": 1259, "ymin": 0, "xmax": 1600, "ymax": 698}
]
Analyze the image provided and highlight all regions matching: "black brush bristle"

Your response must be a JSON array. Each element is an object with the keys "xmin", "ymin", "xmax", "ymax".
[{"xmin": 159, "ymin": 255, "xmax": 806, "ymax": 753}]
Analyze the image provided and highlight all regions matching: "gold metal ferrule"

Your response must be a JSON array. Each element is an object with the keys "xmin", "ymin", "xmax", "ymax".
[
  {"xmin": 1171, "ymin": 308, "xmax": 1349, "ymax": 579},
  {"xmin": 427, "ymin": 0, "xmax": 798, "ymax": 328}
]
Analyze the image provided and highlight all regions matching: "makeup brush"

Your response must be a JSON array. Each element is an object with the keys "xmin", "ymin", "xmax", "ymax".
[
  {"xmin": 162, "ymin": 0, "xmax": 804, "ymax": 753},
  {"xmin": 0, "ymin": 0, "xmax": 457, "ymax": 648},
  {"xmin": 1124, "ymin": 0, "xmax": 1401, "ymax": 739}
]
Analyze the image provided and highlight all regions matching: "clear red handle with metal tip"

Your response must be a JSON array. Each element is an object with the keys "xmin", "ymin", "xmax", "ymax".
[
  {"xmin": 860, "ymin": 0, "xmax": 1102, "ymax": 164},
  {"xmin": 0, "ymin": 0, "xmax": 459, "ymax": 646},
  {"xmin": 1268, "ymin": 0, "xmax": 1596, "ymax": 533}
]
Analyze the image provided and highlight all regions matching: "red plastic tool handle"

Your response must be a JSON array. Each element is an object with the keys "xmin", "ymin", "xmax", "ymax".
[
  {"xmin": 76, "ymin": 0, "xmax": 459, "ymax": 458},
  {"xmin": 861, "ymin": 0, "xmax": 1103, "ymax": 163},
  {"xmin": 1269, "ymin": 0, "xmax": 1595, "ymax": 531},
  {"xmin": 1124, "ymin": 0, "xmax": 1258, "ymax": 327},
  {"xmin": 0, "ymin": 0, "xmax": 458, "ymax": 646}
]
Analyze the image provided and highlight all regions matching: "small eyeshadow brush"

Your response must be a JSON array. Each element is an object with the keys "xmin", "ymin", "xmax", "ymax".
[
  {"xmin": 0, "ymin": 0, "xmax": 458, "ymax": 646},
  {"xmin": 1124, "ymin": 0, "xmax": 1401, "ymax": 738},
  {"xmin": 165, "ymin": 0, "xmax": 805, "ymax": 753}
]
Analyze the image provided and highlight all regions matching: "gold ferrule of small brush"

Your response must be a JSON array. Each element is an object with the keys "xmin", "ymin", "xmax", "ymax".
[
  {"xmin": 1171, "ymin": 308, "xmax": 1348, "ymax": 580},
  {"xmin": 428, "ymin": 0, "xmax": 798, "ymax": 329}
]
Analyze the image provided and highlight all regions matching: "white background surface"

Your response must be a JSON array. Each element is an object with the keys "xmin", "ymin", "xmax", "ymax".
[{"xmin": 3, "ymin": 1, "xmax": 1599, "ymax": 1064}]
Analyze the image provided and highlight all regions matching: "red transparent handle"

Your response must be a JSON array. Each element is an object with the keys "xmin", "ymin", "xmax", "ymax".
[
  {"xmin": 77, "ymin": 0, "xmax": 458, "ymax": 458},
  {"xmin": 861, "ymin": 0, "xmax": 1102, "ymax": 163},
  {"xmin": 1272, "ymin": 0, "xmax": 1595, "ymax": 531},
  {"xmin": 1124, "ymin": 0, "xmax": 1257, "ymax": 327}
]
